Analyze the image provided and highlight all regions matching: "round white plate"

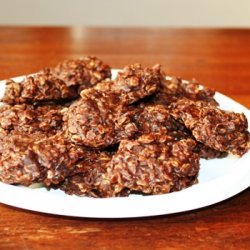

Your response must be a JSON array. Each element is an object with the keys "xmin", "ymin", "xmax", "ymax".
[{"xmin": 0, "ymin": 71, "xmax": 249, "ymax": 218}]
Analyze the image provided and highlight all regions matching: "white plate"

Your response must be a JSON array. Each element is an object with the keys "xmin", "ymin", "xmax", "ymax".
[{"xmin": 0, "ymin": 71, "xmax": 249, "ymax": 218}]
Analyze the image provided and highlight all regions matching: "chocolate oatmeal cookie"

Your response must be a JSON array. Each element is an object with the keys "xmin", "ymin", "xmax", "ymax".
[
  {"xmin": 1, "ymin": 57, "xmax": 111, "ymax": 104},
  {"xmin": 170, "ymin": 99, "xmax": 250, "ymax": 156},
  {"xmin": 0, "ymin": 104, "xmax": 65, "ymax": 134},
  {"xmin": 151, "ymin": 77, "xmax": 218, "ymax": 107},
  {"xmin": 64, "ymin": 64, "xmax": 163, "ymax": 148},
  {"xmin": 99, "ymin": 136, "xmax": 200, "ymax": 197}
]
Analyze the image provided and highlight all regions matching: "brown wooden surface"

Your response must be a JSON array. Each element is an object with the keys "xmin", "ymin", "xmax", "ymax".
[{"xmin": 0, "ymin": 27, "xmax": 249, "ymax": 250}]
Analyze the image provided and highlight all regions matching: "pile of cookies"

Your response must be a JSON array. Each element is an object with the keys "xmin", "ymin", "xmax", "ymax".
[{"xmin": 0, "ymin": 56, "xmax": 249, "ymax": 197}]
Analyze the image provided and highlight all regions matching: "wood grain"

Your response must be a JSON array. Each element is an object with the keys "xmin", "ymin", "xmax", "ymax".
[{"xmin": 0, "ymin": 27, "xmax": 249, "ymax": 250}]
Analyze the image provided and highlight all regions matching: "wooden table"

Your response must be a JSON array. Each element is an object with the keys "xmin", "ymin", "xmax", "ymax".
[{"xmin": 0, "ymin": 27, "xmax": 249, "ymax": 250}]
